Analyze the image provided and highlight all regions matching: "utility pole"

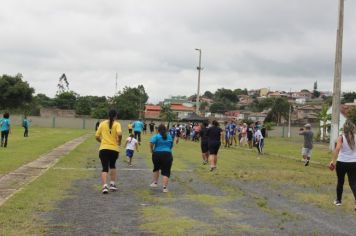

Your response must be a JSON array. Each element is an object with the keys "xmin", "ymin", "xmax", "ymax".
[
  {"xmin": 330, "ymin": 0, "xmax": 345, "ymax": 150},
  {"xmin": 115, "ymin": 72, "xmax": 118, "ymax": 95},
  {"xmin": 288, "ymin": 104, "xmax": 291, "ymax": 138},
  {"xmin": 195, "ymin": 48, "xmax": 202, "ymax": 114}
]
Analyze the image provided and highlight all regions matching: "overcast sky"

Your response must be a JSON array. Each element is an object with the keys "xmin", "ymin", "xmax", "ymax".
[{"xmin": 1, "ymin": 0, "xmax": 355, "ymax": 103}]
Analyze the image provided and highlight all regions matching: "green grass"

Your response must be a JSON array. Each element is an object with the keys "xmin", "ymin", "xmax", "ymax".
[
  {"xmin": 0, "ymin": 126, "xmax": 89, "ymax": 175},
  {"xmin": 0, "ymin": 137, "xmax": 97, "ymax": 236}
]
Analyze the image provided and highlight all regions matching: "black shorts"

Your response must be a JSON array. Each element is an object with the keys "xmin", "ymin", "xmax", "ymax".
[
  {"xmin": 152, "ymin": 152, "xmax": 173, "ymax": 178},
  {"xmin": 208, "ymin": 141, "xmax": 221, "ymax": 155},
  {"xmin": 201, "ymin": 141, "xmax": 208, "ymax": 153},
  {"xmin": 99, "ymin": 149, "xmax": 119, "ymax": 172}
]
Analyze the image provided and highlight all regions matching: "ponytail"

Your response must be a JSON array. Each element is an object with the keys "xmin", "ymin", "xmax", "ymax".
[
  {"xmin": 158, "ymin": 124, "xmax": 167, "ymax": 140},
  {"xmin": 343, "ymin": 120, "xmax": 355, "ymax": 150},
  {"xmin": 108, "ymin": 109, "xmax": 117, "ymax": 130}
]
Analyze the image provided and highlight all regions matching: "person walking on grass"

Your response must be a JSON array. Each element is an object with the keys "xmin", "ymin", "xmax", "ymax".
[
  {"xmin": 125, "ymin": 134, "xmax": 139, "ymax": 167},
  {"xmin": 95, "ymin": 109, "xmax": 122, "ymax": 194},
  {"xmin": 149, "ymin": 124, "xmax": 173, "ymax": 193},
  {"xmin": 329, "ymin": 120, "xmax": 356, "ymax": 211},
  {"xmin": 200, "ymin": 121, "xmax": 209, "ymax": 165},
  {"xmin": 224, "ymin": 121, "xmax": 230, "ymax": 148},
  {"xmin": 254, "ymin": 124, "xmax": 264, "ymax": 155},
  {"xmin": 149, "ymin": 121, "xmax": 155, "ymax": 134},
  {"xmin": 1, "ymin": 113, "xmax": 11, "ymax": 148},
  {"xmin": 299, "ymin": 123, "xmax": 313, "ymax": 166},
  {"xmin": 133, "ymin": 119, "xmax": 144, "ymax": 144},
  {"xmin": 22, "ymin": 115, "xmax": 30, "ymax": 137},
  {"xmin": 207, "ymin": 120, "xmax": 223, "ymax": 172}
]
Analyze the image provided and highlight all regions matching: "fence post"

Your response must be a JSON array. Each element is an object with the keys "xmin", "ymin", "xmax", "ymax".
[
  {"xmin": 82, "ymin": 118, "xmax": 86, "ymax": 129},
  {"xmin": 52, "ymin": 116, "xmax": 56, "ymax": 128},
  {"xmin": 282, "ymin": 126, "xmax": 285, "ymax": 138}
]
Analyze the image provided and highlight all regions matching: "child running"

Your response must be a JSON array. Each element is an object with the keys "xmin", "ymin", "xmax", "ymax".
[
  {"xmin": 125, "ymin": 134, "xmax": 139, "ymax": 167},
  {"xmin": 1, "ymin": 113, "xmax": 11, "ymax": 148},
  {"xmin": 200, "ymin": 121, "xmax": 209, "ymax": 165},
  {"xmin": 149, "ymin": 124, "xmax": 174, "ymax": 193},
  {"xmin": 95, "ymin": 109, "xmax": 122, "ymax": 194},
  {"xmin": 299, "ymin": 123, "xmax": 313, "ymax": 166},
  {"xmin": 22, "ymin": 115, "xmax": 30, "ymax": 137},
  {"xmin": 254, "ymin": 124, "xmax": 264, "ymax": 155}
]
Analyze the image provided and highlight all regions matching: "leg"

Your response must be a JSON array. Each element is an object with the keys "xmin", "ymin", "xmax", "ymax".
[
  {"xmin": 152, "ymin": 154, "xmax": 160, "ymax": 184},
  {"xmin": 213, "ymin": 155, "xmax": 218, "ymax": 167},
  {"xmin": 1, "ymin": 131, "xmax": 4, "ymax": 147},
  {"xmin": 152, "ymin": 171, "xmax": 159, "ymax": 183},
  {"xmin": 138, "ymin": 132, "xmax": 141, "ymax": 143},
  {"xmin": 3, "ymin": 131, "xmax": 9, "ymax": 147},
  {"xmin": 336, "ymin": 161, "xmax": 347, "ymax": 202},
  {"xmin": 99, "ymin": 151, "xmax": 110, "ymax": 186},
  {"xmin": 346, "ymin": 162, "xmax": 356, "ymax": 202},
  {"xmin": 109, "ymin": 152, "xmax": 119, "ymax": 183}
]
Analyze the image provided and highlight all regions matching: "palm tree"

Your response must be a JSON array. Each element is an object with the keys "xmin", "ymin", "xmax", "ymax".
[
  {"xmin": 159, "ymin": 104, "xmax": 176, "ymax": 128},
  {"xmin": 318, "ymin": 105, "xmax": 331, "ymax": 141}
]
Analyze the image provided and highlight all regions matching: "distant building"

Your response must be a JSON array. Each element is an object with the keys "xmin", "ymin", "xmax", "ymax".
[
  {"xmin": 294, "ymin": 104, "xmax": 322, "ymax": 124},
  {"xmin": 259, "ymin": 88, "xmax": 269, "ymax": 97},
  {"xmin": 144, "ymin": 103, "xmax": 195, "ymax": 120},
  {"xmin": 238, "ymin": 95, "xmax": 253, "ymax": 105}
]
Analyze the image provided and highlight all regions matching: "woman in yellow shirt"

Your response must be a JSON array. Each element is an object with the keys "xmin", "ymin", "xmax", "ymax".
[{"xmin": 95, "ymin": 110, "xmax": 122, "ymax": 194}]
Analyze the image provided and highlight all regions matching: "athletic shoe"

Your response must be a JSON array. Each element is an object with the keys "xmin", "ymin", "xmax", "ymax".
[
  {"xmin": 210, "ymin": 167, "xmax": 216, "ymax": 172},
  {"xmin": 202, "ymin": 160, "xmax": 208, "ymax": 165},
  {"xmin": 163, "ymin": 187, "xmax": 169, "ymax": 193},
  {"xmin": 102, "ymin": 186, "xmax": 109, "ymax": 194},
  {"xmin": 109, "ymin": 184, "xmax": 118, "ymax": 192},
  {"xmin": 333, "ymin": 200, "xmax": 342, "ymax": 206},
  {"xmin": 304, "ymin": 160, "xmax": 310, "ymax": 166},
  {"xmin": 150, "ymin": 182, "xmax": 158, "ymax": 188}
]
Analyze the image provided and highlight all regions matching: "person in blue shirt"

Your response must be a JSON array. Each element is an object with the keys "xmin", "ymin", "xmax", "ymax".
[
  {"xmin": 169, "ymin": 125, "xmax": 176, "ymax": 139},
  {"xmin": 133, "ymin": 119, "xmax": 144, "ymax": 144},
  {"xmin": 22, "ymin": 115, "xmax": 30, "ymax": 137},
  {"xmin": 1, "ymin": 113, "xmax": 11, "ymax": 148},
  {"xmin": 149, "ymin": 124, "xmax": 173, "ymax": 193},
  {"xmin": 229, "ymin": 121, "xmax": 237, "ymax": 146},
  {"xmin": 224, "ymin": 121, "xmax": 231, "ymax": 148}
]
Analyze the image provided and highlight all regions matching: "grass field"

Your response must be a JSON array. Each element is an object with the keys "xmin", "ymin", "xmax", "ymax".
[
  {"xmin": 0, "ymin": 128, "xmax": 355, "ymax": 235},
  {"xmin": 0, "ymin": 126, "xmax": 88, "ymax": 175}
]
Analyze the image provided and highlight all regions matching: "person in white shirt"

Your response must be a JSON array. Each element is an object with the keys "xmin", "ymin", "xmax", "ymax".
[
  {"xmin": 254, "ymin": 125, "xmax": 264, "ymax": 155},
  {"xmin": 330, "ymin": 120, "xmax": 356, "ymax": 211},
  {"xmin": 125, "ymin": 134, "xmax": 139, "ymax": 167}
]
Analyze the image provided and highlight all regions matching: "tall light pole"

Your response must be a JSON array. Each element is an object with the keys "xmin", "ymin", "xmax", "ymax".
[
  {"xmin": 195, "ymin": 48, "xmax": 202, "ymax": 114},
  {"xmin": 330, "ymin": 0, "xmax": 345, "ymax": 150}
]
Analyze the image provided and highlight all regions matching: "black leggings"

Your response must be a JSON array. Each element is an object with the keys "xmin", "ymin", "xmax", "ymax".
[
  {"xmin": 24, "ymin": 127, "xmax": 28, "ymax": 137},
  {"xmin": 1, "ymin": 130, "xmax": 9, "ymax": 147},
  {"xmin": 99, "ymin": 149, "xmax": 119, "ymax": 172},
  {"xmin": 336, "ymin": 161, "xmax": 356, "ymax": 202},
  {"xmin": 134, "ymin": 131, "xmax": 141, "ymax": 142}
]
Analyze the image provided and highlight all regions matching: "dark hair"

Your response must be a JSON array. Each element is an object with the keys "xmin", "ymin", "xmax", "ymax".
[
  {"xmin": 158, "ymin": 124, "xmax": 167, "ymax": 140},
  {"xmin": 212, "ymin": 120, "xmax": 219, "ymax": 127},
  {"xmin": 3, "ymin": 113, "xmax": 9, "ymax": 119},
  {"xmin": 202, "ymin": 121, "xmax": 209, "ymax": 127},
  {"xmin": 108, "ymin": 109, "xmax": 117, "ymax": 130},
  {"xmin": 344, "ymin": 120, "xmax": 355, "ymax": 150}
]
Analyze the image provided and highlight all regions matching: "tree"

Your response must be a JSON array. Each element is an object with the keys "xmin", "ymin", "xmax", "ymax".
[
  {"xmin": 75, "ymin": 97, "xmax": 92, "ymax": 115},
  {"xmin": 264, "ymin": 98, "xmax": 290, "ymax": 125},
  {"xmin": 215, "ymin": 88, "xmax": 239, "ymax": 103},
  {"xmin": 34, "ymin": 93, "xmax": 56, "ymax": 107},
  {"xmin": 113, "ymin": 85, "xmax": 149, "ymax": 120},
  {"xmin": 318, "ymin": 105, "xmax": 331, "ymax": 141},
  {"xmin": 0, "ymin": 74, "xmax": 35, "ymax": 110},
  {"xmin": 54, "ymin": 91, "xmax": 78, "ymax": 109},
  {"xmin": 342, "ymin": 92, "xmax": 356, "ymax": 104},
  {"xmin": 234, "ymin": 88, "xmax": 248, "ymax": 96},
  {"xmin": 159, "ymin": 104, "xmax": 176, "ymax": 127},
  {"xmin": 348, "ymin": 108, "xmax": 356, "ymax": 124},
  {"xmin": 203, "ymin": 91, "xmax": 214, "ymax": 99},
  {"xmin": 200, "ymin": 101, "xmax": 209, "ymax": 112},
  {"xmin": 92, "ymin": 103, "xmax": 110, "ymax": 119},
  {"xmin": 210, "ymin": 102, "xmax": 227, "ymax": 113}
]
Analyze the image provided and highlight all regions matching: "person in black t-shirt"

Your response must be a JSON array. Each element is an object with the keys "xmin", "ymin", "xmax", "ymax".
[
  {"xmin": 206, "ymin": 120, "xmax": 223, "ymax": 171},
  {"xmin": 149, "ymin": 121, "xmax": 155, "ymax": 134},
  {"xmin": 200, "ymin": 121, "xmax": 209, "ymax": 165}
]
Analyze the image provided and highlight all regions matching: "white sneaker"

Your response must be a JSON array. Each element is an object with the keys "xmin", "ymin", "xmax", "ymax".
[
  {"xmin": 109, "ymin": 184, "xmax": 118, "ymax": 192},
  {"xmin": 102, "ymin": 185, "xmax": 109, "ymax": 194},
  {"xmin": 162, "ymin": 186, "xmax": 169, "ymax": 193},
  {"xmin": 150, "ymin": 182, "xmax": 158, "ymax": 188},
  {"xmin": 333, "ymin": 200, "xmax": 342, "ymax": 206}
]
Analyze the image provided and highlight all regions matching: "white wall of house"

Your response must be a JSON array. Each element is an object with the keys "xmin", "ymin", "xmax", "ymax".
[{"xmin": 320, "ymin": 106, "xmax": 346, "ymax": 139}]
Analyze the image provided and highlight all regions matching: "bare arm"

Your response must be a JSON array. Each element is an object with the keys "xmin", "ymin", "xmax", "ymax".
[
  {"xmin": 331, "ymin": 136, "xmax": 342, "ymax": 165},
  {"xmin": 95, "ymin": 136, "xmax": 101, "ymax": 143},
  {"xmin": 117, "ymin": 132, "xmax": 122, "ymax": 146}
]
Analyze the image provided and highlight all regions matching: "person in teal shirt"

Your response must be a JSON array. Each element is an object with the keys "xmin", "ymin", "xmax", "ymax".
[
  {"xmin": 1, "ymin": 113, "xmax": 11, "ymax": 148},
  {"xmin": 22, "ymin": 116, "xmax": 30, "ymax": 137},
  {"xmin": 133, "ymin": 119, "xmax": 144, "ymax": 144},
  {"xmin": 149, "ymin": 124, "xmax": 173, "ymax": 193}
]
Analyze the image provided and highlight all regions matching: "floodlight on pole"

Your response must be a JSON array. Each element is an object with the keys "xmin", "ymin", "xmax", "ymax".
[{"xmin": 195, "ymin": 48, "xmax": 202, "ymax": 114}]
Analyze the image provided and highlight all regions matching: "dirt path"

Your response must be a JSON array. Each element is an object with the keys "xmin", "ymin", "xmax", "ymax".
[
  {"xmin": 0, "ymin": 134, "xmax": 91, "ymax": 207},
  {"xmin": 44, "ymin": 153, "xmax": 356, "ymax": 236}
]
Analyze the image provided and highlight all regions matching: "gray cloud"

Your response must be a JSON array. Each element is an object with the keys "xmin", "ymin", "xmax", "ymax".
[{"xmin": 0, "ymin": 0, "xmax": 355, "ymax": 103}]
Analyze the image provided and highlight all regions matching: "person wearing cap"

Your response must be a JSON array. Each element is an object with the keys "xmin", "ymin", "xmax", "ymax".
[{"xmin": 299, "ymin": 123, "xmax": 314, "ymax": 166}]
